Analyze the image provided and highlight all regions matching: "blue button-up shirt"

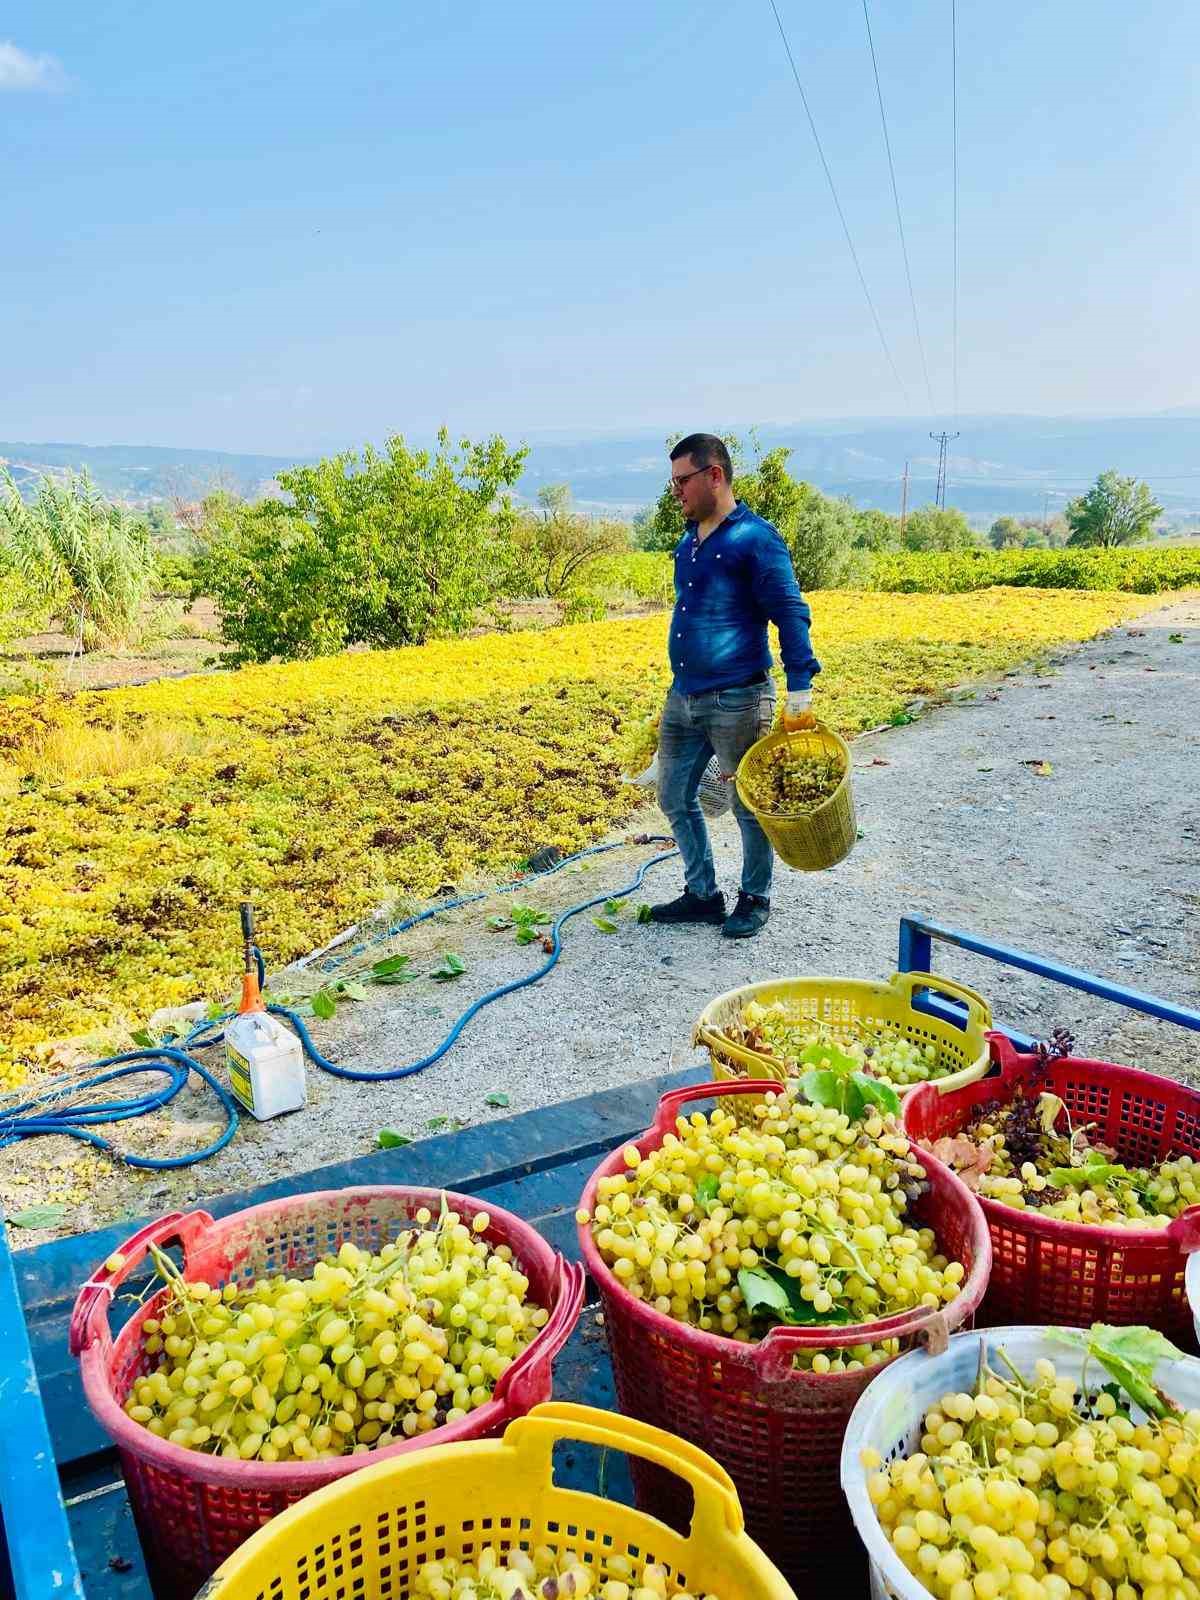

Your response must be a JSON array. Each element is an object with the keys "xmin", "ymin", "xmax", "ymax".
[{"xmin": 668, "ymin": 501, "xmax": 820, "ymax": 695}]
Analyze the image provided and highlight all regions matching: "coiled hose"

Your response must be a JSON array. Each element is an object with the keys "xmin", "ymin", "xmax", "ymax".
[{"xmin": 0, "ymin": 837, "xmax": 678, "ymax": 1169}]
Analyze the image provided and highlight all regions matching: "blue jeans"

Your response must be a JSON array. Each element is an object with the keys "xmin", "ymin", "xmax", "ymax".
[{"xmin": 656, "ymin": 681, "xmax": 777, "ymax": 900}]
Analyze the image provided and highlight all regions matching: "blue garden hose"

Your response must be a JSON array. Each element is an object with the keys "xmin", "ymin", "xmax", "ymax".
[{"xmin": 0, "ymin": 837, "xmax": 679, "ymax": 1168}]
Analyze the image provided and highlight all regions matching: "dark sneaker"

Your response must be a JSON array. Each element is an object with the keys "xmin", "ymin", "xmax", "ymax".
[
  {"xmin": 722, "ymin": 891, "xmax": 770, "ymax": 939},
  {"xmin": 648, "ymin": 889, "xmax": 727, "ymax": 926}
]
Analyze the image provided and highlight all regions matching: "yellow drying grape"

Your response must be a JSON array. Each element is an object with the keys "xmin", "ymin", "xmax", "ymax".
[{"xmin": 121, "ymin": 1204, "xmax": 552, "ymax": 1462}]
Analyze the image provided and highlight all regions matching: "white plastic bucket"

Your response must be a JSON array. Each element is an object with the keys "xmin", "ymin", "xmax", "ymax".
[
  {"xmin": 840, "ymin": 1325, "xmax": 1200, "ymax": 1600},
  {"xmin": 623, "ymin": 753, "xmax": 733, "ymax": 820},
  {"xmin": 1186, "ymin": 1252, "xmax": 1200, "ymax": 1348}
]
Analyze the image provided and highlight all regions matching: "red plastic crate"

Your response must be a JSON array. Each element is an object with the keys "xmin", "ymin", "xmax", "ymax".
[
  {"xmin": 903, "ymin": 1033, "xmax": 1200, "ymax": 1340},
  {"xmin": 69, "ymin": 1187, "xmax": 584, "ymax": 1599},
  {"xmin": 576, "ymin": 1080, "xmax": 991, "ymax": 1584}
]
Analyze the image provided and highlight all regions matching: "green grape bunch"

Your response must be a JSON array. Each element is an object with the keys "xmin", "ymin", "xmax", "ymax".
[
  {"xmin": 615, "ymin": 713, "xmax": 660, "ymax": 778},
  {"xmin": 580, "ymin": 1088, "xmax": 968, "ymax": 1374},
  {"xmin": 122, "ymin": 1203, "xmax": 550, "ymax": 1462},
  {"xmin": 862, "ymin": 1327, "xmax": 1200, "ymax": 1600},
  {"xmin": 740, "ymin": 746, "xmax": 843, "ymax": 815},
  {"xmin": 933, "ymin": 1089, "xmax": 1200, "ymax": 1226},
  {"xmin": 721, "ymin": 1002, "xmax": 945, "ymax": 1087},
  {"xmin": 416, "ymin": 1546, "xmax": 720, "ymax": 1600}
]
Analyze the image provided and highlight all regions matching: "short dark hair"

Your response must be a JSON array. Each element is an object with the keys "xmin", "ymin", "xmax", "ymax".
[{"xmin": 670, "ymin": 433, "xmax": 733, "ymax": 484}]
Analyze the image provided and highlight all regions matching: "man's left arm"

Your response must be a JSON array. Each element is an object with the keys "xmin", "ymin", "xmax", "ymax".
[{"xmin": 755, "ymin": 528, "xmax": 821, "ymax": 729}]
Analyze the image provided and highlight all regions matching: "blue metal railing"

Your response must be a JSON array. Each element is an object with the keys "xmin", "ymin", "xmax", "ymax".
[
  {"xmin": 0, "ymin": 1216, "xmax": 85, "ymax": 1597},
  {"xmin": 898, "ymin": 915, "xmax": 1200, "ymax": 1051}
]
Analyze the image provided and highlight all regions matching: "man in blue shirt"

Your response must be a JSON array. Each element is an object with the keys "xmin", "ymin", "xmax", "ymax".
[{"xmin": 649, "ymin": 433, "xmax": 821, "ymax": 938}]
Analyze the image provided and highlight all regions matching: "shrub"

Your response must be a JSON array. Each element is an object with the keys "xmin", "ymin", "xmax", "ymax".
[
  {"xmin": 194, "ymin": 431, "xmax": 527, "ymax": 663},
  {"xmin": 510, "ymin": 485, "xmax": 630, "ymax": 598}
]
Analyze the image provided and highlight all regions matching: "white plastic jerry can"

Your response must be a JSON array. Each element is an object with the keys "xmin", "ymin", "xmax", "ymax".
[{"xmin": 224, "ymin": 1010, "xmax": 307, "ymax": 1120}]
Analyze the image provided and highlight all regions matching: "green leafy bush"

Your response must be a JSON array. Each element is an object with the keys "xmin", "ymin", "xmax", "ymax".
[{"xmin": 194, "ymin": 431, "xmax": 527, "ymax": 663}]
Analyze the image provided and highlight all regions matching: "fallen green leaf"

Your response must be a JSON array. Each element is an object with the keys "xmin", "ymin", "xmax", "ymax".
[
  {"xmin": 311, "ymin": 988, "xmax": 337, "ymax": 1020},
  {"xmin": 485, "ymin": 1091, "xmax": 510, "ymax": 1108},
  {"xmin": 377, "ymin": 1128, "xmax": 413, "ymax": 1148},
  {"xmin": 486, "ymin": 915, "xmax": 512, "ymax": 931},
  {"xmin": 371, "ymin": 954, "xmax": 413, "ymax": 978},
  {"xmin": 334, "ymin": 981, "xmax": 369, "ymax": 1002},
  {"xmin": 431, "ymin": 953, "xmax": 466, "ymax": 981},
  {"xmin": 592, "ymin": 917, "xmax": 619, "ymax": 933},
  {"xmin": 1169, "ymin": 633, "xmax": 1185, "ymax": 643},
  {"xmin": 604, "ymin": 898, "xmax": 627, "ymax": 915},
  {"xmin": 130, "ymin": 1028, "xmax": 156, "ymax": 1048},
  {"xmin": 636, "ymin": 903, "xmax": 653, "ymax": 924},
  {"xmin": 8, "ymin": 1205, "xmax": 69, "ymax": 1229}
]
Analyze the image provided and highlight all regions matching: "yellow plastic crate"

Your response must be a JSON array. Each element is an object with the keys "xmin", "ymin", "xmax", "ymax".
[
  {"xmin": 734, "ymin": 723, "xmax": 856, "ymax": 872},
  {"xmin": 694, "ymin": 970, "xmax": 993, "ymax": 1107},
  {"xmin": 197, "ymin": 1404, "xmax": 795, "ymax": 1600}
]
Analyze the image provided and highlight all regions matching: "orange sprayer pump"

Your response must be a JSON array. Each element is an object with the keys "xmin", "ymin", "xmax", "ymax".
[{"xmin": 223, "ymin": 902, "xmax": 306, "ymax": 1121}]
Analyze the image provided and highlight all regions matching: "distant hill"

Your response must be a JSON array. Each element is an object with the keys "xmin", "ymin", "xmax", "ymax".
[
  {"xmin": 0, "ymin": 441, "xmax": 297, "ymax": 503},
  {"xmin": 3, "ymin": 412, "xmax": 1199, "ymax": 528},
  {"xmin": 516, "ymin": 413, "xmax": 1200, "ymax": 526}
]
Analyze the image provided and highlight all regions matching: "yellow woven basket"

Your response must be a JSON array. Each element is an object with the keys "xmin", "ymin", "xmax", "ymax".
[
  {"xmin": 734, "ymin": 722, "xmax": 855, "ymax": 872},
  {"xmin": 694, "ymin": 971, "xmax": 993, "ymax": 1115},
  {"xmin": 196, "ymin": 1403, "xmax": 796, "ymax": 1600}
]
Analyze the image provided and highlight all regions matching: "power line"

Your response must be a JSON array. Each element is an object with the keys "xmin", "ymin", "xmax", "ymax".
[
  {"xmin": 766, "ymin": 0, "xmax": 911, "ymax": 405},
  {"xmin": 950, "ymin": 0, "xmax": 959, "ymax": 416},
  {"xmin": 861, "ymin": 0, "xmax": 935, "ymax": 413}
]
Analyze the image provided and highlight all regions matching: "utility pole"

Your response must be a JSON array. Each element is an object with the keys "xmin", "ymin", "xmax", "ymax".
[
  {"xmin": 929, "ymin": 430, "xmax": 960, "ymax": 510},
  {"xmin": 1042, "ymin": 490, "xmax": 1051, "ymax": 540},
  {"xmin": 900, "ymin": 460, "xmax": 910, "ymax": 540}
]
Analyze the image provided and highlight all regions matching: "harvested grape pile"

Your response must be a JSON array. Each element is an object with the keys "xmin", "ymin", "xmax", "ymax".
[
  {"xmin": 862, "ymin": 1325, "xmax": 1199, "ymax": 1600},
  {"xmin": 122, "ymin": 1203, "xmax": 549, "ymax": 1461},
  {"xmin": 580, "ymin": 1085, "xmax": 968, "ymax": 1373},
  {"xmin": 931, "ymin": 1086, "xmax": 1200, "ymax": 1226},
  {"xmin": 719, "ymin": 1002, "xmax": 945, "ymax": 1086},
  {"xmin": 415, "ymin": 1547, "xmax": 718, "ymax": 1600},
  {"xmin": 739, "ymin": 745, "xmax": 844, "ymax": 813}
]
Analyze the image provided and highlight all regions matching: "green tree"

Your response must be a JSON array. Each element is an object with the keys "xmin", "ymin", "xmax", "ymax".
[
  {"xmin": 902, "ymin": 504, "xmax": 978, "ymax": 552},
  {"xmin": 734, "ymin": 447, "xmax": 862, "ymax": 589},
  {"xmin": 853, "ymin": 507, "xmax": 901, "ymax": 551},
  {"xmin": 195, "ymin": 431, "xmax": 527, "ymax": 663},
  {"xmin": 1019, "ymin": 523, "xmax": 1049, "ymax": 549},
  {"xmin": 1064, "ymin": 470, "xmax": 1164, "ymax": 548},
  {"xmin": 0, "ymin": 469, "xmax": 154, "ymax": 650},
  {"xmin": 988, "ymin": 515, "xmax": 1024, "ymax": 550},
  {"xmin": 631, "ymin": 436, "xmax": 864, "ymax": 586},
  {"xmin": 513, "ymin": 484, "xmax": 629, "ymax": 597}
]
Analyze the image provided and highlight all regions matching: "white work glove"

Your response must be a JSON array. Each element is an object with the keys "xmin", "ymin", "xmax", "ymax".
[{"xmin": 783, "ymin": 689, "xmax": 816, "ymax": 732}]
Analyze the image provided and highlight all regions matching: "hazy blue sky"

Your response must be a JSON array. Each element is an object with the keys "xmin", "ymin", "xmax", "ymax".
[{"xmin": 3, "ymin": 0, "xmax": 1198, "ymax": 454}]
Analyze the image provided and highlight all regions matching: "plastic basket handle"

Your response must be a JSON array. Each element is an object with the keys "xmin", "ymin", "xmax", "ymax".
[
  {"xmin": 68, "ymin": 1208, "xmax": 213, "ymax": 1358},
  {"xmin": 493, "ymin": 1258, "xmax": 585, "ymax": 1410},
  {"xmin": 649, "ymin": 1078, "xmax": 786, "ymax": 1137},
  {"xmin": 504, "ymin": 1401, "xmax": 744, "ymax": 1537},
  {"xmin": 890, "ymin": 970, "xmax": 993, "ymax": 1030},
  {"xmin": 752, "ymin": 1303, "xmax": 952, "ymax": 1378},
  {"xmin": 1168, "ymin": 1206, "xmax": 1200, "ymax": 1253}
]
